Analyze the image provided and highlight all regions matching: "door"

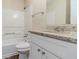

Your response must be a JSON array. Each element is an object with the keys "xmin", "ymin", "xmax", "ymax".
[
  {"xmin": 29, "ymin": 42, "xmax": 41, "ymax": 59},
  {"xmin": 41, "ymin": 49, "xmax": 60, "ymax": 59}
]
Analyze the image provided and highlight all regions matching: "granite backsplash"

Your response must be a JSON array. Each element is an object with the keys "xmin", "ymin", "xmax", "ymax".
[{"xmin": 46, "ymin": 25, "xmax": 77, "ymax": 32}]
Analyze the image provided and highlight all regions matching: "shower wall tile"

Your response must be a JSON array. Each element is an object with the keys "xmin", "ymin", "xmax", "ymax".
[
  {"xmin": 2, "ymin": 8, "xmax": 25, "ymax": 41},
  {"xmin": 2, "ymin": 8, "xmax": 24, "ymax": 27},
  {"xmin": 2, "ymin": 27, "xmax": 24, "ymax": 40}
]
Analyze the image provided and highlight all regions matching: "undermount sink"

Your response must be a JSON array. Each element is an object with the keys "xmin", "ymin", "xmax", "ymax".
[{"xmin": 44, "ymin": 30, "xmax": 77, "ymax": 39}]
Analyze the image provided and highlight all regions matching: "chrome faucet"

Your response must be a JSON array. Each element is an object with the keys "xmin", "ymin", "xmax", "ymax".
[{"xmin": 24, "ymin": 34, "xmax": 28, "ymax": 37}]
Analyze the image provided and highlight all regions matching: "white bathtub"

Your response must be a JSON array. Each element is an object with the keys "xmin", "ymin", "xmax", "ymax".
[
  {"xmin": 2, "ymin": 38, "xmax": 24, "ymax": 59},
  {"xmin": 2, "ymin": 43, "xmax": 18, "ymax": 59}
]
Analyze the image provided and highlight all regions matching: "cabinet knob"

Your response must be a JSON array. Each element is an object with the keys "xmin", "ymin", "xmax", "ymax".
[
  {"xmin": 37, "ymin": 49, "xmax": 41, "ymax": 52},
  {"xmin": 42, "ymin": 52, "xmax": 45, "ymax": 55}
]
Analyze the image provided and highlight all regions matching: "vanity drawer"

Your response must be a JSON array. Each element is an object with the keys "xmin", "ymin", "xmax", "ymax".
[{"xmin": 30, "ymin": 34, "xmax": 77, "ymax": 59}]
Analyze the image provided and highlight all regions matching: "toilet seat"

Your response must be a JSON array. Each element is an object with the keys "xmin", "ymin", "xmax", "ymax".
[{"xmin": 16, "ymin": 42, "xmax": 30, "ymax": 52}]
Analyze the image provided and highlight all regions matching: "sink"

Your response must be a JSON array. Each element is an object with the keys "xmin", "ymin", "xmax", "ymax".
[{"xmin": 44, "ymin": 30, "xmax": 77, "ymax": 39}]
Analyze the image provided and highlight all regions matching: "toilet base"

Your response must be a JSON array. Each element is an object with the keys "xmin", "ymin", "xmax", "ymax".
[
  {"xmin": 18, "ymin": 51, "xmax": 29, "ymax": 59},
  {"xmin": 19, "ymin": 53, "xmax": 28, "ymax": 59}
]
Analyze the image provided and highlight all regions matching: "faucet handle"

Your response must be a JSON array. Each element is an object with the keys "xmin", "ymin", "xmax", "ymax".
[{"xmin": 24, "ymin": 34, "xmax": 28, "ymax": 37}]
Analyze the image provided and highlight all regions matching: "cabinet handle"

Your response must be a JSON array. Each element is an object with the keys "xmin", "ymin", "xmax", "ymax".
[
  {"xmin": 37, "ymin": 49, "xmax": 41, "ymax": 52},
  {"xmin": 42, "ymin": 52, "xmax": 45, "ymax": 55}
]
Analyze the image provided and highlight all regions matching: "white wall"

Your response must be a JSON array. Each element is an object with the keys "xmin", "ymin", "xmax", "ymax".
[
  {"xmin": 32, "ymin": 0, "xmax": 46, "ymax": 14},
  {"xmin": 32, "ymin": 0, "xmax": 46, "ymax": 31},
  {"xmin": 24, "ymin": 0, "xmax": 32, "ymax": 7},
  {"xmin": 32, "ymin": 13, "xmax": 47, "ymax": 31},
  {"xmin": 24, "ymin": 6, "xmax": 32, "ymax": 32},
  {"xmin": 71, "ymin": 0, "xmax": 77, "ymax": 24},
  {"xmin": 2, "ymin": 0, "xmax": 24, "ymax": 11}
]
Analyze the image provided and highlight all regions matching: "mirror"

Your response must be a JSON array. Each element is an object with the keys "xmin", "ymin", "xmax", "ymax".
[{"xmin": 47, "ymin": 0, "xmax": 77, "ymax": 25}]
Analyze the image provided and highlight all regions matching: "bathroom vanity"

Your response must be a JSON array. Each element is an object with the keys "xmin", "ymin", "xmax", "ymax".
[{"xmin": 29, "ymin": 31, "xmax": 77, "ymax": 59}]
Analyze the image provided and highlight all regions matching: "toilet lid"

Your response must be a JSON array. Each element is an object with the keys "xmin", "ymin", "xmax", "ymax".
[{"xmin": 16, "ymin": 42, "xmax": 30, "ymax": 49}]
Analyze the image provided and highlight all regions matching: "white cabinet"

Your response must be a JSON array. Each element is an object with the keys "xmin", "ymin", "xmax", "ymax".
[
  {"xmin": 29, "ymin": 43, "xmax": 41, "ymax": 59},
  {"xmin": 45, "ymin": 52, "xmax": 59, "ymax": 59},
  {"xmin": 29, "ymin": 42, "xmax": 60, "ymax": 59},
  {"xmin": 41, "ymin": 49, "xmax": 60, "ymax": 59},
  {"xmin": 29, "ymin": 34, "xmax": 77, "ymax": 59}
]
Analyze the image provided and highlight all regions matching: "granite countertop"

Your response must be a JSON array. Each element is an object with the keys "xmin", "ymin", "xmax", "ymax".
[{"xmin": 29, "ymin": 30, "xmax": 77, "ymax": 44}]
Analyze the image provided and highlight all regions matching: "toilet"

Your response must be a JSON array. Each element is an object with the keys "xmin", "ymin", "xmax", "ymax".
[{"xmin": 16, "ymin": 42, "xmax": 30, "ymax": 59}]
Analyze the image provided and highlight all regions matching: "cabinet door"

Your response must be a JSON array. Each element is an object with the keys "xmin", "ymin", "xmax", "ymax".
[
  {"xmin": 41, "ymin": 50, "xmax": 60, "ymax": 59},
  {"xmin": 29, "ymin": 42, "xmax": 41, "ymax": 59}
]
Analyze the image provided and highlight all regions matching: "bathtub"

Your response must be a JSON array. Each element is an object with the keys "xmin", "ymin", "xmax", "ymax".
[{"xmin": 2, "ymin": 38, "xmax": 24, "ymax": 59}]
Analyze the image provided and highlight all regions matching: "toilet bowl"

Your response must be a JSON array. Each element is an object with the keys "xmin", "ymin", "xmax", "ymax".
[{"xmin": 16, "ymin": 42, "xmax": 30, "ymax": 59}]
